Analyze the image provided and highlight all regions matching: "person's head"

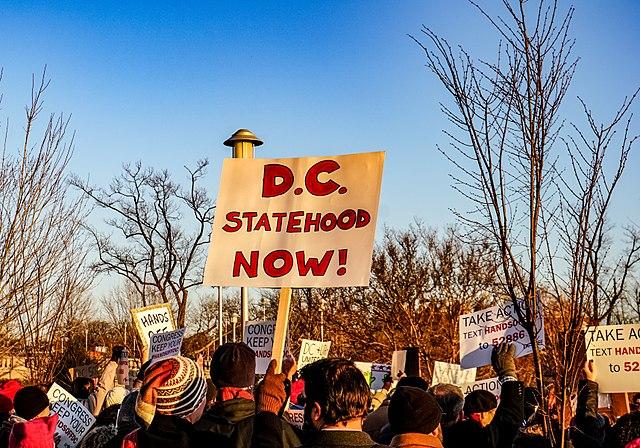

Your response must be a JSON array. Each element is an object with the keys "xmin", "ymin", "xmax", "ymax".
[
  {"xmin": 13, "ymin": 386, "xmax": 50, "ymax": 420},
  {"xmin": 301, "ymin": 358, "xmax": 371, "ymax": 430},
  {"xmin": 396, "ymin": 376, "xmax": 429, "ymax": 391},
  {"xmin": 631, "ymin": 393, "xmax": 640, "ymax": 412},
  {"xmin": 79, "ymin": 424, "xmax": 117, "ymax": 448},
  {"xmin": 96, "ymin": 404, "xmax": 121, "ymax": 427},
  {"xmin": 608, "ymin": 412, "xmax": 640, "ymax": 448},
  {"xmin": 110, "ymin": 346, "xmax": 126, "ymax": 362},
  {"xmin": 135, "ymin": 356, "xmax": 207, "ymax": 428},
  {"xmin": 105, "ymin": 385, "xmax": 127, "ymax": 408},
  {"xmin": 0, "ymin": 380, "xmax": 22, "ymax": 419},
  {"xmin": 210, "ymin": 343, "xmax": 256, "ymax": 391},
  {"xmin": 389, "ymin": 386, "xmax": 442, "ymax": 439},
  {"xmin": 463, "ymin": 390, "xmax": 498, "ymax": 427},
  {"xmin": 429, "ymin": 383, "xmax": 464, "ymax": 428},
  {"xmin": 382, "ymin": 374, "xmax": 393, "ymax": 390},
  {"xmin": 72, "ymin": 377, "xmax": 94, "ymax": 400}
]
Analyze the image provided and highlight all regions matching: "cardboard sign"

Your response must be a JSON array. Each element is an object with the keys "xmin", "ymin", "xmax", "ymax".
[
  {"xmin": 459, "ymin": 299, "xmax": 544, "ymax": 368},
  {"xmin": 391, "ymin": 350, "xmax": 407, "ymax": 380},
  {"xmin": 370, "ymin": 363, "xmax": 392, "ymax": 390},
  {"xmin": 459, "ymin": 377, "xmax": 502, "ymax": 403},
  {"xmin": 48, "ymin": 383, "xmax": 96, "ymax": 448},
  {"xmin": 244, "ymin": 320, "xmax": 275, "ymax": 374},
  {"xmin": 131, "ymin": 303, "xmax": 176, "ymax": 349},
  {"xmin": 203, "ymin": 152, "xmax": 385, "ymax": 287},
  {"xmin": 70, "ymin": 364, "xmax": 98, "ymax": 380},
  {"xmin": 354, "ymin": 361, "xmax": 373, "ymax": 386},
  {"xmin": 283, "ymin": 407, "xmax": 305, "ymax": 429},
  {"xmin": 585, "ymin": 323, "xmax": 640, "ymax": 393},
  {"xmin": 149, "ymin": 328, "xmax": 186, "ymax": 363},
  {"xmin": 297, "ymin": 339, "xmax": 331, "ymax": 369},
  {"xmin": 431, "ymin": 361, "xmax": 477, "ymax": 386}
]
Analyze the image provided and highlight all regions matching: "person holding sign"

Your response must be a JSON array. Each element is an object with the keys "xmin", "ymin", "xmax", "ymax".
[
  {"xmin": 445, "ymin": 343, "xmax": 524, "ymax": 448},
  {"xmin": 571, "ymin": 360, "xmax": 640, "ymax": 448}
]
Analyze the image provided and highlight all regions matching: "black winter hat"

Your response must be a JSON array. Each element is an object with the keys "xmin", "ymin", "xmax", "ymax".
[
  {"xmin": 389, "ymin": 386, "xmax": 442, "ymax": 435},
  {"xmin": 210, "ymin": 342, "xmax": 256, "ymax": 388},
  {"xmin": 13, "ymin": 386, "xmax": 49, "ymax": 420},
  {"xmin": 463, "ymin": 389, "xmax": 497, "ymax": 415},
  {"xmin": 397, "ymin": 376, "xmax": 430, "ymax": 391}
]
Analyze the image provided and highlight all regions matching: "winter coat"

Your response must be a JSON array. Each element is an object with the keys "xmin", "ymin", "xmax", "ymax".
[
  {"xmin": 8, "ymin": 414, "xmax": 58, "ymax": 448},
  {"xmin": 0, "ymin": 416, "xmax": 25, "ymax": 448},
  {"xmin": 445, "ymin": 380, "xmax": 524, "ymax": 448},
  {"xmin": 299, "ymin": 429, "xmax": 387, "ymax": 448},
  {"xmin": 363, "ymin": 403, "xmax": 389, "ymax": 443},
  {"xmin": 121, "ymin": 414, "xmax": 205, "ymax": 448},
  {"xmin": 93, "ymin": 361, "xmax": 118, "ymax": 416},
  {"xmin": 390, "ymin": 433, "xmax": 443, "ymax": 448}
]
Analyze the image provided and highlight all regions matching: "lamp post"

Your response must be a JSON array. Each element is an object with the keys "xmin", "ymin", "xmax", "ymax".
[
  {"xmin": 223, "ymin": 129, "xmax": 263, "ymax": 331},
  {"xmin": 231, "ymin": 313, "xmax": 239, "ymax": 342}
]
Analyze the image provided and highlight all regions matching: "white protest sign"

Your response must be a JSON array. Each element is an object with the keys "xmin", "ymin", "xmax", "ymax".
[
  {"xmin": 354, "ymin": 361, "xmax": 373, "ymax": 386},
  {"xmin": 391, "ymin": 350, "xmax": 407, "ymax": 379},
  {"xmin": 244, "ymin": 320, "xmax": 275, "ymax": 374},
  {"xmin": 203, "ymin": 152, "xmax": 385, "ymax": 288},
  {"xmin": 370, "ymin": 363, "xmax": 392, "ymax": 390},
  {"xmin": 459, "ymin": 299, "xmax": 544, "ymax": 368},
  {"xmin": 48, "ymin": 383, "xmax": 96, "ymax": 448},
  {"xmin": 131, "ymin": 303, "xmax": 176, "ymax": 349},
  {"xmin": 297, "ymin": 339, "xmax": 331, "ymax": 369},
  {"xmin": 585, "ymin": 323, "xmax": 640, "ymax": 393},
  {"xmin": 149, "ymin": 328, "xmax": 186, "ymax": 363},
  {"xmin": 431, "ymin": 361, "xmax": 477, "ymax": 386},
  {"xmin": 283, "ymin": 407, "xmax": 305, "ymax": 429},
  {"xmin": 459, "ymin": 377, "xmax": 502, "ymax": 403}
]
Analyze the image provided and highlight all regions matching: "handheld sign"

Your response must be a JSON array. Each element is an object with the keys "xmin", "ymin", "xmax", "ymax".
[
  {"xmin": 203, "ymin": 152, "xmax": 385, "ymax": 287},
  {"xmin": 585, "ymin": 323, "xmax": 640, "ymax": 392},
  {"xmin": 48, "ymin": 383, "xmax": 96, "ymax": 448},
  {"xmin": 458, "ymin": 377, "xmax": 502, "ymax": 403},
  {"xmin": 131, "ymin": 303, "xmax": 176, "ymax": 351},
  {"xmin": 370, "ymin": 363, "xmax": 392, "ymax": 390},
  {"xmin": 459, "ymin": 299, "xmax": 544, "ymax": 368},
  {"xmin": 431, "ymin": 361, "xmax": 477, "ymax": 386},
  {"xmin": 244, "ymin": 320, "xmax": 276, "ymax": 374},
  {"xmin": 149, "ymin": 328, "xmax": 186, "ymax": 363},
  {"xmin": 354, "ymin": 361, "xmax": 373, "ymax": 386},
  {"xmin": 297, "ymin": 339, "xmax": 331, "ymax": 369}
]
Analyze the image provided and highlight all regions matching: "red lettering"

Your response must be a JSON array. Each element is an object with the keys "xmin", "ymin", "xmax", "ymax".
[
  {"xmin": 337, "ymin": 209, "xmax": 357, "ymax": 230},
  {"xmin": 273, "ymin": 212, "xmax": 287, "ymax": 232},
  {"xmin": 222, "ymin": 211, "xmax": 242, "ymax": 232},
  {"xmin": 242, "ymin": 211, "xmax": 258, "ymax": 231},
  {"xmin": 233, "ymin": 251, "xmax": 259, "ymax": 278},
  {"xmin": 296, "ymin": 250, "xmax": 333, "ymax": 276},
  {"xmin": 286, "ymin": 211, "xmax": 304, "ymax": 233},
  {"xmin": 263, "ymin": 250, "xmax": 293, "ymax": 277},
  {"xmin": 356, "ymin": 209, "xmax": 371, "ymax": 228},
  {"xmin": 305, "ymin": 160, "xmax": 340, "ymax": 196},
  {"xmin": 254, "ymin": 213, "xmax": 272, "ymax": 231},
  {"xmin": 262, "ymin": 164, "xmax": 294, "ymax": 198},
  {"xmin": 304, "ymin": 212, "xmax": 322, "ymax": 232},
  {"xmin": 320, "ymin": 213, "xmax": 337, "ymax": 231}
]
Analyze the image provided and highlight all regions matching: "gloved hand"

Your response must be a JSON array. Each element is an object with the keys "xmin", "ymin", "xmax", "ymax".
[
  {"xmin": 256, "ymin": 359, "xmax": 288, "ymax": 415},
  {"xmin": 491, "ymin": 342, "xmax": 517, "ymax": 379}
]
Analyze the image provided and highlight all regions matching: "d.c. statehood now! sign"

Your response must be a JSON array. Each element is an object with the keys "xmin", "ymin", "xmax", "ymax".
[{"xmin": 203, "ymin": 152, "xmax": 385, "ymax": 287}]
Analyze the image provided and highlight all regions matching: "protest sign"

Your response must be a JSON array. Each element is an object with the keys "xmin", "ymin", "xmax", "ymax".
[
  {"xmin": 459, "ymin": 299, "xmax": 544, "ymax": 368},
  {"xmin": 48, "ymin": 383, "xmax": 96, "ymax": 448},
  {"xmin": 354, "ymin": 361, "xmax": 373, "ymax": 386},
  {"xmin": 459, "ymin": 377, "xmax": 502, "ymax": 403},
  {"xmin": 585, "ymin": 323, "xmax": 640, "ymax": 393},
  {"xmin": 70, "ymin": 364, "xmax": 98, "ymax": 380},
  {"xmin": 297, "ymin": 339, "xmax": 331, "ymax": 369},
  {"xmin": 131, "ymin": 303, "xmax": 176, "ymax": 349},
  {"xmin": 391, "ymin": 350, "xmax": 407, "ymax": 380},
  {"xmin": 370, "ymin": 363, "xmax": 392, "ymax": 390},
  {"xmin": 203, "ymin": 152, "xmax": 385, "ymax": 288},
  {"xmin": 283, "ymin": 407, "xmax": 305, "ymax": 429},
  {"xmin": 149, "ymin": 328, "xmax": 186, "ymax": 363},
  {"xmin": 244, "ymin": 320, "xmax": 276, "ymax": 374},
  {"xmin": 431, "ymin": 361, "xmax": 477, "ymax": 386}
]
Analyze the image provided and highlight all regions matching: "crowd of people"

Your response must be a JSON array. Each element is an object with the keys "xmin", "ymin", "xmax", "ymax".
[{"xmin": 0, "ymin": 342, "xmax": 638, "ymax": 448}]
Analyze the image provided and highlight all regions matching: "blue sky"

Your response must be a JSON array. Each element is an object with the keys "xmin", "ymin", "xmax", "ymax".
[{"xmin": 1, "ymin": 1, "xmax": 639, "ymax": 287}]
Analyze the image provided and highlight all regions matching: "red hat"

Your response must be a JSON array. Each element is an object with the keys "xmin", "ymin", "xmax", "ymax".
[
  {"xmin": 8, "ymin": 414, "xmax": 58, "ymax": 448},
  {"xmin": 0, "ymin": 380, "xmax": 22, "ymax": 414}
]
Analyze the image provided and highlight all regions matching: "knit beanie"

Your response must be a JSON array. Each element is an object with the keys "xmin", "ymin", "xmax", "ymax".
[
  {"xmin": 135, "ymin": 356, "xmax": 206, "ymax": 428},
  {"xmin": 210, "ymin": 343, "xmax": 256, "ymax": 388},
  {"xmin": 389, "ymin": 386, "xmax": 442, "ymax": 435},
  {"xmin": 79, "ymin": 424, "xmax": 117, "ymax": 448},
  {"xmin": 397, "ymin": 376, "xmax": 430, "ymax": 391},
  {"xmin": 13, "ymin": 386, "xmax": 50, "ymax": 420},
  {"xmin": 0, "ymin": 380, "xmax": 22, "ymax": 414},
  {"xmin": 8, "ymin": 414, "xmax": 58, "ymax": 448},
  {"xmin": 463, "ymin": 390, "xmax": 497, "ymax": 415}
]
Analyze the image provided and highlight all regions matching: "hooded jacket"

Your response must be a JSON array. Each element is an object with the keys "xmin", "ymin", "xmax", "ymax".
[{"xmin": 8, "ymin": 414, "xmax": 58, "ymax": 448}]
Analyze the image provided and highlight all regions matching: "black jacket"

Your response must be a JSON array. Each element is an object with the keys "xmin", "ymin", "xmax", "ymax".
[
  {"xmin": 445, "ymin": 380, "xmax": 524, "ymax": 448},
  {"xmin": 570, "ymin": 380, "xmax": 608, "ymax": 448}
]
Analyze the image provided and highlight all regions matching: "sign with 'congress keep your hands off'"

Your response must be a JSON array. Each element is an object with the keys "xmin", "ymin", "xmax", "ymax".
[{"xmin": 203, "ymin": 152, "xmax": 385, "ymax": 287}]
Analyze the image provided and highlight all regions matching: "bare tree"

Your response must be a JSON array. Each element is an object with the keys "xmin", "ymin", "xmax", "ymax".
[
  {"xmin": 414, "ymin": 0, "xmax": 638, "ymax": 441},
  {"xmin": 0, "ymin": 68, "xmax": 92, "ymax": 383},
  {"xmin": 72, "ymin": 161, "xmax": 215, "ymax": 327}
]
